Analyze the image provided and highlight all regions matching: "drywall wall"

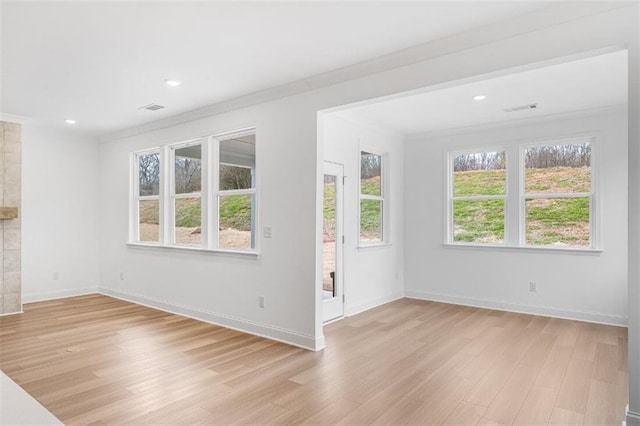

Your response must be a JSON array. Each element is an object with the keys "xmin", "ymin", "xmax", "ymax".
[
  {"xmin": 21, "ymin": 125, "xmax": 99, "ymax": 301},
  {"xmin": 404, "ymin": 109, "xmax": 628, "ymax": 325},
  {"xmin": 96, "ymin": 4, "xmax": 638, "ymax": 352},
  {"xmin": 322, "ymin": 113, "xmax": 404, "ymax": 316},
  {"xmin": 98, "ymin": 98, "xmax": 323, "ymax": 349}
]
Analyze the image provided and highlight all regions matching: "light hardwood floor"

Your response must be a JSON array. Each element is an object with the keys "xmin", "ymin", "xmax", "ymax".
[{"xmin": 0, "ymin": 295, "xmax": 628, "ymax": 425}]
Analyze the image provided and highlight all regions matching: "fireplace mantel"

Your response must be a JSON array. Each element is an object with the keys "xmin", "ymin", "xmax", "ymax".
[{"xmin": 0, "ymin": 207, "xmax": 18, "ymax": 220}]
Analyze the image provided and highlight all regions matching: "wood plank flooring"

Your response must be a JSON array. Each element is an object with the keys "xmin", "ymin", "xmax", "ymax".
[{"xmin": 0, "ymin": 295, "xmax": 628, "ymax": 425}]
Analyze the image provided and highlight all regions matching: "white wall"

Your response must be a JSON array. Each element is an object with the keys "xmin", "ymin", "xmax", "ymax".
[
  {"xmin": 322, "ymin": 113, "xmax": 404, "ymax": 315},
  {"xmin": 21, "ymin": 125, "xmax": 99, "ymax": 301},
  {"xmin": 98, "ymin": 98, "xmax": 323, "ymax": 349},
  {"xmin": 404, "ymin": 109, "xmax": 628, "ymax": 325},
  {"xmin": 94, "ymin": 4, "xmax": 638, "ymax": 352}
]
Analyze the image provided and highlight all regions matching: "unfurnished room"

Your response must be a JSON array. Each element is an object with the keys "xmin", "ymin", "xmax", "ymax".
[{"xmin": 0, "ymin": 1, "xmax": 639, "ymax": 425}]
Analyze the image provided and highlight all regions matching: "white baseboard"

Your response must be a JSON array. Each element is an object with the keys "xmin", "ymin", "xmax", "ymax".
[
  {"xmin": 405, "ymin": 290, "xmax": 627, "ymax": 327},
  {"xmin": 22, "ymin": 288, "xmax": 98, "ymax": 304},
  {"xmin": 345, "ymin": 291, "xmax": 404, "ymax": 317},
  {"xmin": 0, "ymin": 310, "xmax": 24, "ymax": 317},
  {"xmin": 99, "ymin": 287, "xmax": 323, "ymax": 351}
]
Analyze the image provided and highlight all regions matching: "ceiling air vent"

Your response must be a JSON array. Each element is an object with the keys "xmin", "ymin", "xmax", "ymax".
[
  {"xmin": 504, "ymin": 103, "xmax": 538, "ymax": 113},
  {"xmin": 138, "ymin": 103, "xmax": 165, "ymax": 112}
]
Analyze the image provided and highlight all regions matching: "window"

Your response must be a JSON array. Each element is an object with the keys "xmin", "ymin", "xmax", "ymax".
[
  {"xmin": 523, "ymin": 140, "xmax": 592, "ymax": 247},
  {"xmin": 171, "ymin": 141, "xmax": 203, "ymax": 245},
  {"xmin": 360, "ymin": 149, "xmax": 386, "ymax": 245},
  {"xmin": 131, "ymin": 129, "xmax": 257, "ymax": 253},
  {"xmin": 217, "ymin": 133, "xmax": 256, "ymax": 251},
  {"xmin": 446, "ymin": 137, "xmax": 596, "ymax": 250},
  {"xmin": 450, "ymin": 150, "xmax": 506, "ymax": 244},
  {"xmin": 135, "ymin": 150, "xmax": 161, "ymax": 243}
]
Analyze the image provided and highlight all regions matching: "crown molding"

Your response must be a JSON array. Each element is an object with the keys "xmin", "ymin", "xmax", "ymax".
[
  {"xmin": 0, "ymin": 113, "xmax": 30, "ymax": 124},
  {"xmin": 99, "ymin": 2, "xmax": 631, "ymax": 144}
]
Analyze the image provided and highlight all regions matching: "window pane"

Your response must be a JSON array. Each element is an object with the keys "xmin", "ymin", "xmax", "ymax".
[
  {"xmin": 453, "ymin": 152, "xmax": 506, "ymax": 196},
  {"xmin": 361, "ymin": 151, "xmax": 382, "ymax": 196},
  {"xmin": 453, "ymin": 199, "xmax": 504, "ymax": 243},
  {"xmin": 323, "ymin": 175, "xmax": 337, "ymax": 298},
  {"xmin": 220, "ymin": 134, "xmax": 256, "ymax": 190},
  {"xmin": 360, "ymin": 199, "xmax": 382, "ymax": 243},
  {"xmin": 525, "ymin": 197, "xmax": 590, "ymax": 246},
  {"xmin": 139, "ymin": 200, "xmax": 159, "ymax": 242},
  {"xmin": 525, "ymin": 142, "xmax": 591, "ymax": 193},
  {"xmin": 175, "ymin": 197, "xmax": 201, "ymax": 245},
  {"xmin": 220, "ymin": 165, "xmax": 253, "ymax": 190},
  {"xmin": 175, "ymin": 144, "xmax": 202, "ymax": 194},
  {"xmin": 138, "ymin": 152, "xmax": 160, "ymax": 196},
  {"xmin": 219, "ymin": 194, "xmax": 254, "ymax": 250}
]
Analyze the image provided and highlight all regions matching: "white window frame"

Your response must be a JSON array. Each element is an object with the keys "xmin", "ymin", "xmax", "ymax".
[
  {"xmin": 131, "ymin": 148, "xmax": 163, "ymax": 244},
  {"xmin": 212, "ymin": 129, "xmax": 258, "ymax": 251},
  {"xmin": 358, "ymin": 146, "xmax": 389, "ymax": 247},
  {"xmin": 447, "ymin": 147, "xmax": 509, "ymax": 246},
  {"xmin": 169, "ymin": 138, "xmax": 206, "ymax": 247},
  {"xmin": 445, "ymin": 136, "xmax": 600, "ymax": 252},
  {"xmin": 519, "ymin": 136, "xmax": 597, "ymax": 249},
  {"xmin": 129, "ymin": 128, "xmax": 258, "ymax": 255}
]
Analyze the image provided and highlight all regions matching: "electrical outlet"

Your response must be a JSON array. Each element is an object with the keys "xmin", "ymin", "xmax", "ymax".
[
  {"xmin": 120, "ymin": 272, "xmax": 125, "ymax": 281},
  {"xmin": 529, "ymin": 281, "xmax": 537, "ymax": 292},
  {"xmin": 258, "ymin": 296, "xmax": 265, "ymax": 308},
  {"xmin": 264, "ymin": 227, "xmax": 272, "ymax": 238},
  {"xmin": 53, "ymin": 272, "xmax": 59, "ymax": 280}
]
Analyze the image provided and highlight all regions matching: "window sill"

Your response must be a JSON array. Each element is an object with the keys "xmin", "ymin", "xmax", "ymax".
[
  {"xmin": 126, "ymin": 242, "xmax": 260, "ymax": 258},
  {"xmin": 358, "ymin": 243, "xmax": 392, "ymax": 250},
  {"xmin": 443, "ymin": 243, "xmax": 602, "ymax": 255}
]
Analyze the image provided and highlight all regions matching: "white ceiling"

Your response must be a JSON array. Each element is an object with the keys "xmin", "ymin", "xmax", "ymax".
[
  {"xmin": 0, "ymin": 1, "xmax": 550, "ymax": 137},
  {"xmin": 339, "ymin": 50, "xmax": 628, "ymax": 136}
]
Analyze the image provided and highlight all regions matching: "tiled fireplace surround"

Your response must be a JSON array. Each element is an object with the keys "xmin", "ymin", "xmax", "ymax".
[{"xmin": 0, "ymin": 121, "xmax": 22, "ymax": 315}]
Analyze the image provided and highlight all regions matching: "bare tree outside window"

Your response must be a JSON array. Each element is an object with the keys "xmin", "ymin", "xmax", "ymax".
[{"xmin": 139, "ymin": 153, "xmax": 160, "ymax": 196}]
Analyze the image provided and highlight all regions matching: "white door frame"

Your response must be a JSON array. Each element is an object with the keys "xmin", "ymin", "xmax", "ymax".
[{"xmin": 323, "ymin": 161, "xmax": 344, "ymax": 323}]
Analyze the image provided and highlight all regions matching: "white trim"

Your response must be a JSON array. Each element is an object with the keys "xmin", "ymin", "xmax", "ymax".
[
  {"xmin": 447, "ymin": 148, "xmax": 508, "ymax": 244},
  {"xmin": 443, "ymin": 242, "xmax": 602, "ymax": 255},
  {"xmin": 520, "ymin": 136, "xmax": 597, "ymax": 249},
  {"xmin": 626, "ymin": 405, "xmax": 640, "ymax": 426},
  {"xmin": 22, "ymin": 288, "xmax": 98, "ymax": 303},
  {"xmin": 131, "ymin": 149, "xmax": 161, "ymax": 244},
  {"xmin": 99, "ymin": 288, "xmax": 322, "ymax": 351},
  {"xmin": 169, "ymin": 139, "xmax": 205, "ymax": 247},
  {"xmin": 129, "ymin": 127, "xmax": 258, "ymax": 254},
  {"xmin": 322, "ymin": 161, "xmax": 345, "ymax": 323},
  {"xmin": 358, "ymin": 146, "xmax": 388, "ymax": 246},
  {"xmin": 0, "ymin": 113, "xmax": 31, "ymax": 124},
  {"xmin": 405, "ymin": 290, "xmax": 627, "ymax": 327},
  {"xmin": 126, "ymin": 242, "xmax": 260, "ymax": 258},
  {"xmin": 345, "ymin": 291, "xmax": 404, "ymax": 317},
  {"xmin": 99, "ymin": 3, "xmax": 628, "ymax": 143},
  {"xmin": 357, "ymin": 242, "xmax": 393, "ymax": 251},
  {"xmin": 0, "ymin": 310, "xmax": 24, "ymax": 317}
]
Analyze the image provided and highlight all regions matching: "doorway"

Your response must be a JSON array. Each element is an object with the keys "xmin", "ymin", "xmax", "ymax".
[{"xmin": 323, "ymin": 161, "xmax": 344, "ymax": 322}]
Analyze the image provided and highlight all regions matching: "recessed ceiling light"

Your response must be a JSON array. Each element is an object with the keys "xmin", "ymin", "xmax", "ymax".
[
  {"xmin": 473, "ymin": 95, "xmax": 487, "ymax": 101},
  {"xmin": 165, "ymin": 79, "xmax": 181, "ymax": 87},
  {"xmin": 65, "ymin": 119, "xmax": 76, "ymax": 124}
]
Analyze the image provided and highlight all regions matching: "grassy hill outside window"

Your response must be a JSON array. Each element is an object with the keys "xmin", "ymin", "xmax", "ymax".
[{"xmin": 447, "ymin": 137, "xmax": 597, "ymax": 250}]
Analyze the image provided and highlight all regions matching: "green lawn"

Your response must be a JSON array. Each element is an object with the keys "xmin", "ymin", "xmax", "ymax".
[
  {"xmin": 140, "ymin": 195, "xmax": 253, "ymax": 231},
  {"xmin": 453, "ymin": 167, "xmax": 590, "ymax": 246}
]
